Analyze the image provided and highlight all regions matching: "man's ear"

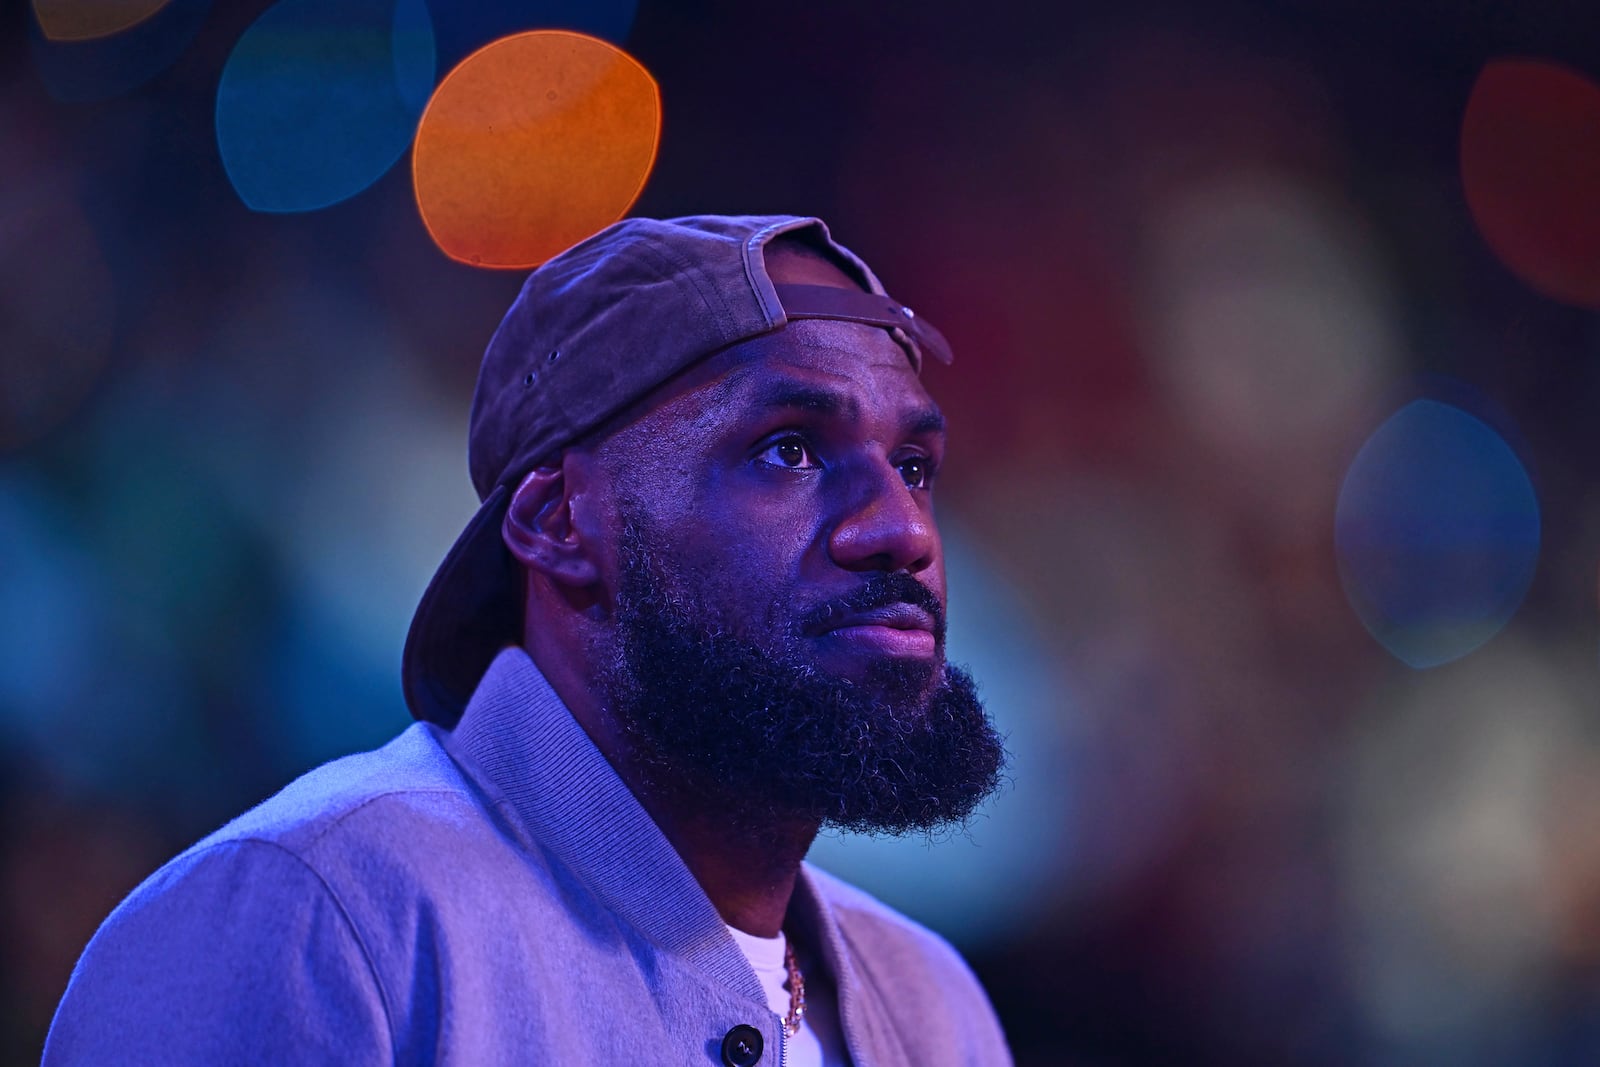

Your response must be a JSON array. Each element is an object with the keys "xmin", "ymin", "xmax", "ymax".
[{"xmin": 502, "ymin": 460, "xmax": 601, "ymax": 588}]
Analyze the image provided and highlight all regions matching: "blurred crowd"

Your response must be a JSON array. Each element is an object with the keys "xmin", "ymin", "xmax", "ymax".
[{"xmin": 6, "ymin": 1, "xmax": 1600, "ymax": 1063}]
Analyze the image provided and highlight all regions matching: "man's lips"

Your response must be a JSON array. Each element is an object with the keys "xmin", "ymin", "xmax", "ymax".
[
  {"xmin": 817, "ymin": 603, "xmax": 937, "ymax": 634},
  {"xmin": 814, "ymin": 603, "xmax": 938, "ymax": 657}
]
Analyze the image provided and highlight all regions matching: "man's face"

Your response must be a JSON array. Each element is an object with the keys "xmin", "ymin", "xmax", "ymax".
[{"xmin": 590, "ymin": 311, "xmax": 1005, "ymax": 836}]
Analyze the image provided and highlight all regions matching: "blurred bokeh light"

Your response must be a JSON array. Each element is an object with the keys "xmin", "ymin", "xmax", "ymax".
[
  {"xmin": 0, "ymin": 170, "xmax": 116, "ymax": 453},
  {"xmin": 1336, "ymin": 398, "xmax": 1539, "ymax": 668},
  {"xmin": 31, "ymin": 0, "xmax": 172, "ymax": 42},
  {"xmin": 1141, "ymin": 175, "xmax": 1399, "ymax": 469},
  {"xmin": 1341, "ymin": 641, "xmax": 1599, "ymax": 1061},
  {"xmin": 412, "ymin": 30, "xmax": 660, "ymax": 268},
  {"xmin": 428, "ymin": 0, "xmax": 638, "ymax": 72},
  {"xmin": 216, "ymin": 0, "xmax": 436, "ymax": 213},
  {"xmin": 1462, "ymin": 58, "xmax": 1600, "ymax": 308},
  {"xmin": 27, "ymin": 0, "xmax": 208, "ymax": 101}
]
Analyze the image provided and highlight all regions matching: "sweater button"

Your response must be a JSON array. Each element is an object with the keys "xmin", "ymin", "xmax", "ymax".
[{"xmin": 720, "ymin": 1023, "xmax": 764, "ymax": 1066}]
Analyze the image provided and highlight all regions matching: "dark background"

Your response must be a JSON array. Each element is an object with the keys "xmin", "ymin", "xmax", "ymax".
[{"xmin": 7, "ymin": 1, "xmax": 1600, "ymax": 1063}]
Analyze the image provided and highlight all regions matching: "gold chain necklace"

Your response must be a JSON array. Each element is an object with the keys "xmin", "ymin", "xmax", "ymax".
[{"xmin": 782, "ymin": 937, "xmax": 807, "ymax": 1038}]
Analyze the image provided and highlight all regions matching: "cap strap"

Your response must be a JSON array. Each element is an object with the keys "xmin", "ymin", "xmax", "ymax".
[{"xmin": 773, "ymin": 283, "xmax": 953, "ymax": 366}]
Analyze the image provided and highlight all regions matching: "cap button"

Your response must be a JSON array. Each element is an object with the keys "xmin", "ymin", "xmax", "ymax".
[
  {"xmin": 720, "ymin": 1023, "xmax": 764, "ymax": 1066},
  {"xmin": 900, "ymin": 305, "xmax": 915, "ymax": 319}
]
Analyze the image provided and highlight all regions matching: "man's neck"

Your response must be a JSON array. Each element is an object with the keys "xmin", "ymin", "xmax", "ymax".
[{"xmin": 645, "ymin": 803, "xmax": 820, "ymax": 937}]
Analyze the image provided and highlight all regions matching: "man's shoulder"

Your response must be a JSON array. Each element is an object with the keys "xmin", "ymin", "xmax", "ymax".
[
  {"xmin": 804, "ymin": 862, "xmax": 977, "ymax": 979},
  {"xmin": 197, "ymin": 721, "xmax": 475, "ymax": 855},
  {"xmin": 42, "ymin": 726, "xmax": 474, "ymax": 1065},
  {"xmin": 804, "ymin": 863, "xmax": 1012, "ymax": 1061},
  {"xmin": 130, "ymin": 720, "xmax": 511, "ymax": 914}
]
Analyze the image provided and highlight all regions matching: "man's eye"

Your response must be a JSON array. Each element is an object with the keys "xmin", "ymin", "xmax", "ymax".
[
  {"xmin": 898, "ymin": 456, "xmax": 935, "ymax": 489},
  {"xmin": 758, "ymin": 436, "xmax": 820, "ymax": 469}
]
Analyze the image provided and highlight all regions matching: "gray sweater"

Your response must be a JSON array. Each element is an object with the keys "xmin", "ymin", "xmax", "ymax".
[{"xmin": 44, "ymin": 647, "xmax": 1012, "ymax": 1065}]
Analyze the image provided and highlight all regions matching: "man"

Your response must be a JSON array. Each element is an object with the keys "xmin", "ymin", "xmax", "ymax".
[{"xmin": 45, "ymin": 215, "xmax": 1011, "ymax": 1065}]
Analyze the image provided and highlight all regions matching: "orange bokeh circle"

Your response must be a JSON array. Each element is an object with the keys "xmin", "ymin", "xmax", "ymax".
[
  {"xmin": 413, "ymin": 30, "xmax": 661, "ymax": 269},
  {"xmin": 32, "ymin": 0, "xmax": 171, "ymax": 41}
]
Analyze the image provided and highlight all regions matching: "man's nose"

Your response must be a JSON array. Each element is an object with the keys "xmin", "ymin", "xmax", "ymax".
[{"xmin": 826, "ymin": 463, "xmax": 938, "ymax": 574}]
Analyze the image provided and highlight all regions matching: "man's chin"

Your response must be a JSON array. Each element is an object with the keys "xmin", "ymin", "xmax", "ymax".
[
  {"xmin": 802, "ymin": 636, "xmax": 944, "ymax": 697},
  {"xmin": 616, "ymin": 643, "xmax": 1002, "ymax": 837}
]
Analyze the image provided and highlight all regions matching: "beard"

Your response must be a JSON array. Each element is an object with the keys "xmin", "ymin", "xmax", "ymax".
[{"xmin": 597, "ymin": 517, "xmax": 1007, "ymax": 838}]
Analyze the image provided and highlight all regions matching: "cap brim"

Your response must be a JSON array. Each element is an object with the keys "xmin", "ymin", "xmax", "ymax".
[{"xmin": 402, "ymin": 484, "xmax": 522, "ymax": 726}]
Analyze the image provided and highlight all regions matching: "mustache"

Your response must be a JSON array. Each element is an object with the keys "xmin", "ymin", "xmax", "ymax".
[{"xmin": 797, "ymin": 573, "xmax": 946, "ymax": 641}]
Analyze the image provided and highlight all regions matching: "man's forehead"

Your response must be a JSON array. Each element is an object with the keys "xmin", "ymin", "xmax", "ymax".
[
  {"xmin": 706, "ymin": 321, "xmax": 940, "ymax": 412},
  {"xmin": 763, "ymin": 240, "xmax": 864, "ymax": 288},
  {"xmin": 612, "ymin": 324, "xmax": 944, "ymax": 450},
  {"xmin": 722, "ymin": 316, "xmax": 924, "ymax": 373}
]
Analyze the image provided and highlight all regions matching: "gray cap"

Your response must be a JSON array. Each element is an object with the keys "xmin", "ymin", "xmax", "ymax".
[{"xmin": 403, "ymin": 214, "xmax": 953, "ymax": 726}]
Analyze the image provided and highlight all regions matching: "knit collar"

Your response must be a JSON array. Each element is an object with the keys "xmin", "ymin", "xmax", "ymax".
[{"xmin": 440, "ymin": 646, "xmax": 760, "ymax": 997}]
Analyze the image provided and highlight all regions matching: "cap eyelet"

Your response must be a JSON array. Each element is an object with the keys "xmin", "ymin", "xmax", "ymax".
[
  {"xmin": 523, "ymin": 372, "xmax": 536, "ymax": 385},
  {"xmin": 547, "ymin": 350, "xmax": 560, "ymax": 362}
]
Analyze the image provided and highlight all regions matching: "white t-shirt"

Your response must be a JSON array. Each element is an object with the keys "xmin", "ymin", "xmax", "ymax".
[{"xmin": 726, "ymin": 925, "xmax": 850, "ymax": 1067}]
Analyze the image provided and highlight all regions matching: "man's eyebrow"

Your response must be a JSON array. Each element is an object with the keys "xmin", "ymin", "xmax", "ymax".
[
  {"xmin": 745, "ymin": 379, "xmax": 947, "ymax": 438},
  {"xmin": 906, "ymin": 406, "xmax": 946, "ymax": 438},
  {"xmin": 751, "ymin": 381, "xmax": 859, "ymax": 420}
]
